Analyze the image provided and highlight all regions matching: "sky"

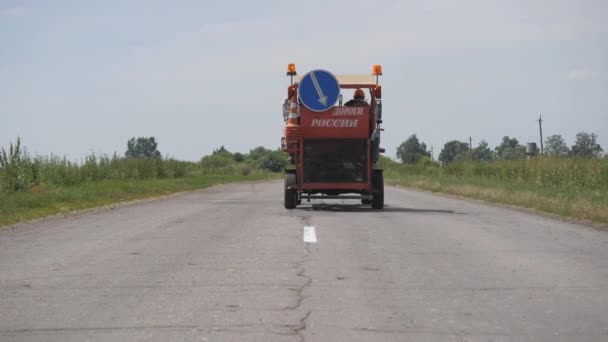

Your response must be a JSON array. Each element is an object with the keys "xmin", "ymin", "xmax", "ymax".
[{"xmin": 1, "ymin": 0, "xmax": 607, "ymax": 161}]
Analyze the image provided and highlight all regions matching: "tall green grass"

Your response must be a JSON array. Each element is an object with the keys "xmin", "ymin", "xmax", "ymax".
[
  {"xmin": 0, "ymin": 138, "xmax": 191, "ymax": 192},
  {"xmin": 382, "ymin": 157, "xmax": 608, "ymax": 191},
  {"xmin": 0, "ymin": 139, "xmax": 284, "ymax": 227},
  {"xmin": 0, "ymin": 140, "xmax": 287, "ymax": 194},
  {"xmin": 381, "ymin": 156, "xmax": 608, "ymax": 224}
]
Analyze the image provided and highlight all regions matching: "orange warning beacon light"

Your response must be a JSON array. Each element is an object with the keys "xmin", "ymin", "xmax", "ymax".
[
  {"xmin": 287, "ymin": 63, "xmax": 297, "ymax": 76},
  {"xmin": 287, "ymin": 63, "xmax": 297, "ymax": 85},
  {"xmin": 372, "ymin": 64, "xmax": 383, "ymax": 85},
  {"xmin": 372, "ymin": 64, "xmax": 383, "ymax": 76}
]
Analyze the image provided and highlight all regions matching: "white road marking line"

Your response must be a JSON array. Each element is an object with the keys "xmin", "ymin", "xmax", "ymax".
[{"xmin": 303, "ymin": 226, "xmax": 317, "ymax": 243}]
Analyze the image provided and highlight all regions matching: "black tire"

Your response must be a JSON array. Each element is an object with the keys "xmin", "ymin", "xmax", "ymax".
[
  {"xmin": 284, "ymin": 173, "xmax": 297, "ymax": 209},
  {"xmin": 371, "ymin": 170, "xmax": 384, "ymax": 209}
]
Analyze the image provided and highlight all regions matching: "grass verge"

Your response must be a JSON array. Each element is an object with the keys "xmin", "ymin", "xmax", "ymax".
[
  {"xmin": 384, "ymin": 172, "xmax": 608, "ymax": 225},
  {"xmin": 0, "ymin": 173, "xmax": 278, "ymax": 227}
]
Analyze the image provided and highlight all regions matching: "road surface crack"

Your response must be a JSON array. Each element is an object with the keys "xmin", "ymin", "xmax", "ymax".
[{"xmin": 285, "ymin": 242, "xmax": 313, "ymax": 341}]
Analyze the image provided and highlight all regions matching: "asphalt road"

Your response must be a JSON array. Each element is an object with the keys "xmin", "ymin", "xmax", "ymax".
[{"xmin": 1, "ymin": 181, "xmax": 608, "ymax": 341}]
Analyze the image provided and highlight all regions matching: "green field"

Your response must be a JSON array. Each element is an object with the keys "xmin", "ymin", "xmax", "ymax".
[
  {"xmin": 0, "ymin": 140, "xmax": 284, "ymax": 227},
  {"xmin": 380, "ymin": 157, "xmax": 608, "ymax": 224},
  {"xmin": 3, "ymin": 138, "xmax": 607, "ymax": 226},
  {"xmin": 0, "ymin": 173, "xmax": 277, "ymax": 227}
]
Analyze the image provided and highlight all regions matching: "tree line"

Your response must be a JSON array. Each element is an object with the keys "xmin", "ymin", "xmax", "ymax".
[
  {"xmin": 0, "ymin": 136, "xmax": 287, "ymax": 193},
  {"xmin": 124, "ymin": 137, "xmax": 286, "ymax": 172},
  {"xmin": 396, "ymin": 132, "xmax": 604, "ymax": 165}
]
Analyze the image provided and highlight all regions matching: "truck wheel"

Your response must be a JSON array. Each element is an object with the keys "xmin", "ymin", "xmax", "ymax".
[
  {"xmin": 284, "ymin": 173, "xmax": 297, "ymax": 209},
  {"xmin": 371, "ymin": 171, "xmax": 384, "ymax": 209}
]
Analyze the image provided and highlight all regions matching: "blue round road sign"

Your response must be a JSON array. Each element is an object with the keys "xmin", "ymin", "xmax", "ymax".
[{"xmin": 298, "ymin": 70, "xmax": 340, "ymax": 112}]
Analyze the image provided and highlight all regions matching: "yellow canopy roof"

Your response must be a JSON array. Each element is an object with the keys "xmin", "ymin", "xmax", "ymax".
[{"xmin": 294, "ymin": 74, "xmax": 376, "ymax": 87}]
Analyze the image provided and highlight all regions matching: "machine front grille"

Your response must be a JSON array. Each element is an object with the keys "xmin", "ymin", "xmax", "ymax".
[{"xmin": 303, "ymin": 139, "xmax": 367, "ymax": 183}]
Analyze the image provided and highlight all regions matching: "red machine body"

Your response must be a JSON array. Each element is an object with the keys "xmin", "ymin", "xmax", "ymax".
[{"xmin": 282, "ymin": 66, "xmax": 385, "ymax": 209}]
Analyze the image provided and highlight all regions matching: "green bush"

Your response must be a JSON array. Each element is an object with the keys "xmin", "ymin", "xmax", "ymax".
[
  {"xmin": 233, "ymin": 152, "xmax": 245, "ymax": 163},
  {"xmin": 255, "ymin": 151, "xmax": 287, "ymax": 172}
]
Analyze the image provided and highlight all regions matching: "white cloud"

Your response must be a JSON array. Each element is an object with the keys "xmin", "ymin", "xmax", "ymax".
[{"xmin": 567, "ymin": 68, "xmax": 595, "ymax": 80}]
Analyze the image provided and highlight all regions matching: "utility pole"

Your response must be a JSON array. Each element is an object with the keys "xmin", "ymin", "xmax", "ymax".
[
  {"xmin": 430, "ymin": 146, "xmax": 434, "ymax": 161},
  {"xmin": 538, "ymin": 115, "xmax": 544, "ymax": 155},
  {"xmin": 469, "ymin": 136, "xmax": 473, "ymax": 159}
]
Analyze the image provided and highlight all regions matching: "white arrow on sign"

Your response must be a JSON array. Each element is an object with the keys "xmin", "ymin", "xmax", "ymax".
[{"xmin": 309, "ymin": 71, "xmax": 328, "ymax": 106}]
